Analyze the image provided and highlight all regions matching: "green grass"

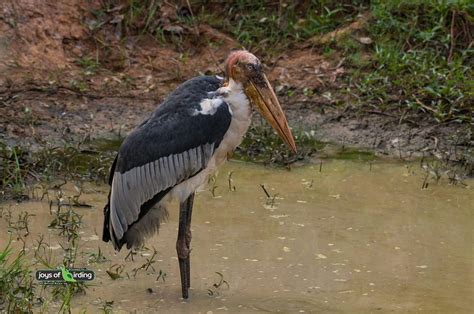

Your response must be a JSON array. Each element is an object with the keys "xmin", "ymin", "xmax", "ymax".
[
  {"xmin": 343, "ymin": 0, "xmax": 473, "ymax": 123},
  {"xmin": 94, "ymin": 0, "xmax": 471, "ymax": 123},
  {"xmin": 195, "ymin": 1, "xmax": 368, "ymax": 55},
  {"xmin": 235, "ymin": 122, "xmax": 324, "ymax": 166},
  {"xmin": 206, "ymin": 0, "xmax": 472, "ymax": 122},
  {"xmin": 33, "ymin": 144, "xmax": 116, "ymax": 182},
  {"xmin": 0, "ymin": 139, "xmax": 118, "ymax": 201},
  {"xmin": 0, "ymin": 143, "xmax": 28, "ymax": 200},
  {"xmin": 0, "ymin": 126, "xmax": 321, "ymax": 199},
  {"xmin": 0, "ymin": 187, "xmax": 93, "ymax": 311},
  {"xmin": 0, "ymin": 239, "xmax": 35, "ymax": 312},
  {"xmin": 94, "ymin": 1, "xmax": 368, "ymax": 53},
  {"xmin": 75, "ymin": 56, "xmax": 100, "ymax": 74},
  {"xmin": 0, "ymin": 237, "xmax": 89, "ymax": 312},
  {"xmin": 330, "ymin": 148, "xmax": 376, "ymax": 161}
]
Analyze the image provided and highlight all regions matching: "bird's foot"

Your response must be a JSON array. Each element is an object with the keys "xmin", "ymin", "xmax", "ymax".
[
  {"xmin": 178, "ymin": 257, "xmax": 190, "ymax": 299},
  {"xmin": 177, "ymin": 240, "xmax": 191, "ymax": 299}
]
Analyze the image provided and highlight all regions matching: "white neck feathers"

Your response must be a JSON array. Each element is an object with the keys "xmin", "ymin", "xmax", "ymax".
[{"xmin": 219, "ymin": 79, "xmax": 251, "ymax": 118}]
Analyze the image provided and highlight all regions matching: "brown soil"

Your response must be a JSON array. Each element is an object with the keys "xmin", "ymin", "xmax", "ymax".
[{"xmin": 1, "ymin": 0, "xmax": 471, "ymax": 162}]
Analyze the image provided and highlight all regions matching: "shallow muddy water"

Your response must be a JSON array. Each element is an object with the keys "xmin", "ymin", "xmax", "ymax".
[{"xmin": 1, "ymin": 160, "xmax": 473, "ymax": 313}]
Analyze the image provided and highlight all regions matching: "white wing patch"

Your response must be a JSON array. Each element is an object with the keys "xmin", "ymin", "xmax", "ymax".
[{"xmin": 193, "ymin": 98, "xmax": 224, "ymax": 116}]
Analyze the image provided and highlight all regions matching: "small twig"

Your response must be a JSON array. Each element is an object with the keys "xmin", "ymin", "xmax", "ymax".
[
  {"xmin": 260, "ymin": 184, "xmax": 270, "ymax": 198},
  {"xmin": 421, "ymin": 172, "xmax": 429, "ymax": 190},
  {"xmin": 414, "ymin": 97, "xmax": 438, "ymax": 114},
  {"xmin": 448, "ymin": 10, "xmax": 456, "ymax": 63}
]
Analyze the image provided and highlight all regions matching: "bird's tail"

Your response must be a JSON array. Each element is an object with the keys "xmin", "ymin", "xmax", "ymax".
[
  {"xmin": 102, "ymin": 190, "xmax": 122, "ymax": 250},
  {"xmin": 121, "ymin": 203, "xmax": 169, "ymax": 250},
  {"xmin": 102, "ymin": 191, "xmax": 112, "ymax": 243},
  {"xmin": 103, "ymin": 155, "xmax": 118, "ymax": 246},
  {"xmin": 103, "ymin": 196, "xmax": 169, "ymax": 251}
]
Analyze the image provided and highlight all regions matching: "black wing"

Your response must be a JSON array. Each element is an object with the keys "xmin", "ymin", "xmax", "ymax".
[{"xmin": 103, "ymin": 76, "xmax": 231, "ymax": 250}]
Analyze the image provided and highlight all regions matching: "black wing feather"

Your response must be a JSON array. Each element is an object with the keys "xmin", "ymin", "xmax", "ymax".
[{"xmin": 116, "ymin": 76, "xmax": 227, "ymax": 172}]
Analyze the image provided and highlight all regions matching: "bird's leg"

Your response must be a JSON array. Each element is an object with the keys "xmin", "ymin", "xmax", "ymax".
[
  {"xmin": 177, "ymin": 193, "xmax": 194, "ymax": 299},
  {"xmin": 185, "ymin": 193, "xmax": 194, "ymax": 288}
]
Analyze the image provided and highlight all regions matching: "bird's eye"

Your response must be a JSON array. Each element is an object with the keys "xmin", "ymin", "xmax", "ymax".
[{"xmin": 246, "ymin": 64, "xmax": 253, "ymax": 71}]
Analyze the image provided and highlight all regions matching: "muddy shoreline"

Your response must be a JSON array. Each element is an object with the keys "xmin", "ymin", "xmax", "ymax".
[{"xmin": 1, "ymin": 87, "xmax": 471, "ymax": 164}]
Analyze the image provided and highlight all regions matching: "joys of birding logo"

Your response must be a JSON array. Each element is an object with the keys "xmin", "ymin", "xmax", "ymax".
[{"xmin": 36, "ymin": 267, "xmax": 95, "ymax": 284}]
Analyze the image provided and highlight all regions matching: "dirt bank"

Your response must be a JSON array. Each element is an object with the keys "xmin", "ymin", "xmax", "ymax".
[{"xmin": 1, "ymin": 86, "xmax": 470, "ymax": 161}]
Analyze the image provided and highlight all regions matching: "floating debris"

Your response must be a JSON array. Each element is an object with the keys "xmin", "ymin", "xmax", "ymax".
[
  {"xmin": 264, "ymin": 204, "xmax": 279, "ymax": 210},
  {"xmin": 49, "ymin": 244, "xmax": 61, "ymax": 250},
  {"xmin": 270, "ymin": 214, "xmax": 289, "ymax": 219},
  {"xmin": 315, "ymin": 253, "xmax": 328, "ymax": 259}
]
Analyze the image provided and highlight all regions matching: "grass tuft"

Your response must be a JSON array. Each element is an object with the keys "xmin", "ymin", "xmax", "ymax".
[
  {"xmin": 235, "ymin": 121, "xmax": 324, "ymax": 166},
  {"xmin": 0, "ymin": 239, "xmax": 36, "ymax": 312},
  {"xmin": 344, "ymin": 0, "xmax": 472, "ymax": 122}
]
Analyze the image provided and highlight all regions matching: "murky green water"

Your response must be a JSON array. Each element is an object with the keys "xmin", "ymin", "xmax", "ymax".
[{"xmin": 1, "ymin": 160, "xmax": 472, "ymax": 313}]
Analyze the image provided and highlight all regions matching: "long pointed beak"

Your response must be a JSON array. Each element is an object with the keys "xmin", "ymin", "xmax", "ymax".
[{"xmin": 245, "ymin": 74, "xmax": 297, "ymax": 153}]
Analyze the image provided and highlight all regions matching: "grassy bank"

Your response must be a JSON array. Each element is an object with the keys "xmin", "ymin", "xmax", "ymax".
[
  {"xmin": 0, "ymin": 141, "xmax": 116, "ymax": 201},
  {"xmin": 0, "ymin": 124, "xmax": 325, "ymax": 201},
  {"xmin": 98, "ymin": 0, "xmax": 472, "ymax": 123},
  {"xmin": 204, "ymin": 1, "xmax": 471, "ymax": 123}
]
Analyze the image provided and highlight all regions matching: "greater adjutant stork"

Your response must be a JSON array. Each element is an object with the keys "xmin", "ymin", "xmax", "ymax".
[{"xmin": 102, "ymin": 50, "xmax": 296, "ymax": 299}]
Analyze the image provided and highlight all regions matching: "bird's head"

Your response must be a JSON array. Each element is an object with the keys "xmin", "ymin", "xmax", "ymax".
[{"xmin": 225, "ymin": 50, "xmax": 297, "ymax": 153}]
